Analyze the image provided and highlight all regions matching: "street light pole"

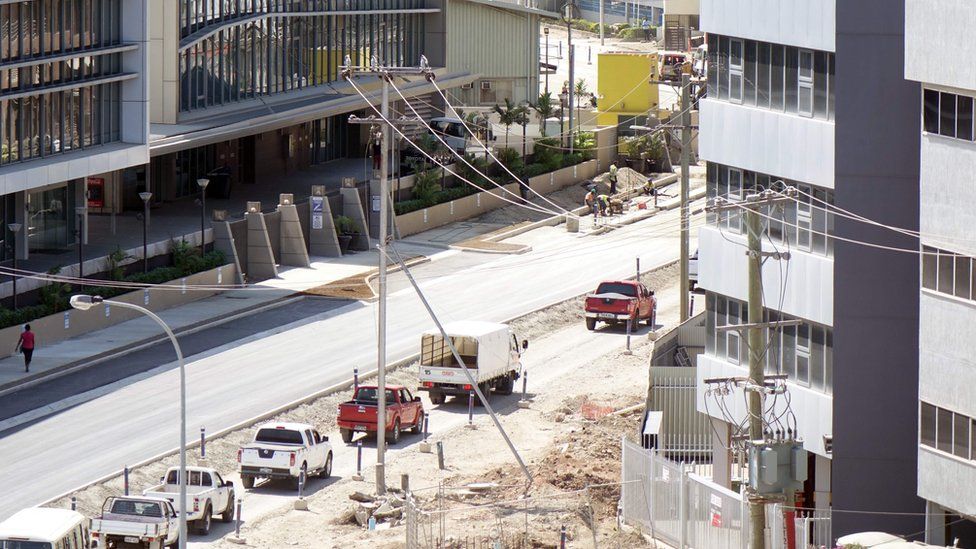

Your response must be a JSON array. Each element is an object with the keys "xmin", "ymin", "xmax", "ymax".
[
  {"xmin": 139, "ymin": 192, "xmax": 152, "ymax": 273},
  {"xmin": 562, "ymin": 1, "xmax": 578, "ymax": 153},
  {"xmin": 76, "ymin": 207, "xmax": 86, "ymax": 289},
  {"xmin": 69, "ymin": 294, "xmax": 188, "ymax": 549},
  {"xmin": 197, "ymin": 179, "xmax": 209, "ymax": 254},
  {"xmin": 7, "ymin": 223, "xmax": 21, "ymax": 310},
  {"xmin": 544, "ymin": 27, "xmax": 550, "ymax": 95}
]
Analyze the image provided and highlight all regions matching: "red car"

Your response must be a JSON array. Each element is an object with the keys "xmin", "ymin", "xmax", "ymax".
[
  {"xmin": 337, "ymin": 385, "xmax": 425, "ymax": 444},
  {"xmin": 584, "ymin": 280, "xmax": 656, "ymax": 331}
]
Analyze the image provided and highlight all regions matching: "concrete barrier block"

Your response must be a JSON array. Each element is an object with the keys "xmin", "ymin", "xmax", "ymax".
[
  {"xmin": 277, "ymin": 204, "xmax": 310, "ymax": 268},
  {"xmin": 246, "ymin": 212, "xmax": 278, "ymax": 281}
]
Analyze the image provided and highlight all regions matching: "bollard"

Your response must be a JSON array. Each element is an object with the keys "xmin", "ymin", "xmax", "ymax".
[
  {"xmin": 401, "ymin": 473, "xmax": 410, "ymax": 494},
  {"xmin": 465, "ymin": 390, "xmax": 476, "ymax": 429},
  {"xmin": 689, "ymin": 293, "xmax": 695, "ymax": 317},
  {"xmin": 294, "ymin": 471, "xmax": 308, "ymax": 510},
  {"xmin": 518, "ymin": 371, "xmax": 530, "ymax": 408},
  {"xmin": 436, "ymin": 441, "xmax": 445, "ymax": 470},
  {"xmin": 70, "ymin": 497, "xmax": 76, "ymax": 511},
  {"xmin": 353, "ymin": 367, "xmax": 359, "ymax": 393},
  {"xmin": 588, "ymin": 46, "xmax": 592, "ymax": 64},
  {"xmin": 123, "ymin": 466, "xmax": 129, "ymax": 496},
  {"xmin": 423, "ymin": 416, "xmax": 429, "ymax": 442},
  {"xmin": 559, "ymin": 40, "xmax": 562, "ymax": 57},
  {"xmin": 560, "ymin": 525, "xmax": 567, "ymax": 548},
  {"xmin": 623, "ymin": 313, "xmax": 633, "ymax": 355},
  {"xmin": 235, "ymin": 499, "xmax": 242, "ymax": 537},
  {"xmin": 200, "ymin": 427, "xmax": 206, "ymax": 458},
  {"xmin": 352, "ymin": 440, "xmax": 364, "ymax": 481}
]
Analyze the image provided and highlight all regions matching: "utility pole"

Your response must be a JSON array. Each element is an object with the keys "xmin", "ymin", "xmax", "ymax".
[
  {"xmin": 679, "ymin": 73, "xmax": 691, "ymax": 323},
  {"xmin": 343, "ymin": 58, "xmax": 429, "ymax": 496},
  {"xmin": 599, "ymin": 0, "xmax": 605, "ymax": 45},
  {"xmin": 562, "ymin": 1, "xmax": 578, "ymax": 153},
  {"xmin": 708, "ymin": 188, "xmax": 797, "ymax": 549}
]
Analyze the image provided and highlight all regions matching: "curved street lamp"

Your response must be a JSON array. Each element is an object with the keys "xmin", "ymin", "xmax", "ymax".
[{"xmin": 69, "ymin": 294, "xmax": 188, "ymax": 549}]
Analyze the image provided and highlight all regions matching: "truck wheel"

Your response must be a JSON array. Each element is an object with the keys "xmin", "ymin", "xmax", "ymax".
[
  {"xmin": 294, "ymin": 463, "xmax": 308, "ymax": 489},
  {"xmin": 429, "ymin": 391, "xmax": 445, "ymax": 405},
  {"xmin": 241, "ymin": 475, "xmax": 254, "ymax": 489},
  {"xmin": 220, "ymin": 492, "xmax": 235, "ymax": 523},
  {"xmin": 411, "ymin": 412, "xmax": 425, "ymax": 433},
  {"xmin": 195, "ymin": 505, "xmax": 212, "ymax": 535},
  {"xmin": 476, "ymin": 383, "xmax": 491, "ymax": 406},
  {"xmin": 320, "ymin": 452, "xmax": 333, "ymax": 478},
  {"xmin": 166, "ymin": 534, "xmax": 179, "ymax": 548},
  {"xmin": 390, "ymin": 420, "xmax": 401, "ymax": 445},
  {"xmin": 496, "ymin": 375, "xmax": 514, "ymax": 395},
  {"xmin": 585, "ymin": 318, "xmax": 596, "ymax": 331},
  {"xmin": 340, "ymin": 428, "xmax": 353, "ymax": 444}
]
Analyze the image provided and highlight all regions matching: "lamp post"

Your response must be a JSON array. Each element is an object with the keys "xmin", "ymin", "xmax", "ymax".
[
  {"xmin": 69, "ymin": 294, "xmax": 188, "ymax": 549},
  {"xmin": 197, "ymin": 178, "xmax": 209, "ymax": 254},
  {"xmin": 75, "ymin": 207, "xmax": 87, "ymax": 288},
  {"xmin": 562, "ymin": 1, "xmax": 579, "ymax": 153},
  {"xmin": 7, "ymin": 223, "xmax": 21, "ymax": 310},
  {"xmin": 544, "ymin": 27, "xmax": 550, "ymax": 94},
  {"xmin": 139, "ymin": 192, "xmax": 152, "ymax": 273}
]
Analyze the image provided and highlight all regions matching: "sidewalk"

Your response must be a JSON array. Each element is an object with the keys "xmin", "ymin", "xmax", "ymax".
[{"xmin": 0, "ymin": 241, "xmax": 439, "ymax": 396}]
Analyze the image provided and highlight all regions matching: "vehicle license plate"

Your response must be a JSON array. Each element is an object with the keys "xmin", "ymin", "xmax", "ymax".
[
  {"xmin": 124, "ymin": 537, "xmax": 140, "ymax": 544},
  {"xmin": 355, "ymin": 425, "xmax": 367, "ymax": 431},
  {"xmin": 259, "ymin": 467, "xmax": 272, "ymax": 474},
  {"xmin": 599, "ymin": 313, "xmax": 615, "ymax": 319}
]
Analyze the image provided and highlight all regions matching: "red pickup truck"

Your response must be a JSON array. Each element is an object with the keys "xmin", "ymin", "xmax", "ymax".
[
  {"xmin": 337, "ymin": 385, "xmax": 425, "ymax": 445},
  {"xmin": 584, "ymin": 280, "xmax": 656, "ymax": 331}
]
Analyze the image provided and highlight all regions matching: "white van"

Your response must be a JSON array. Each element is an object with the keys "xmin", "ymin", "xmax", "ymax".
[{"xmin": 0, "ymin": 508, "xmax": 90, "ymax": 549}]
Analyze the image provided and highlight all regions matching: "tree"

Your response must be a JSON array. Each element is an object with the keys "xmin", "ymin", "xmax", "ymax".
[
  {"xmin": 534, "ymin": 92, "xmax": 556, "ymax": 137},
  {"xmin": 515, "ymin": 104, "xmax": 531, "ymax": 159},
  {"xmin": 493, "ymin": 98, "xmax": 521, "ymax": 149},
  {"xmin": 573, "ymin": 79, "xmax": 592, "ymax": 135}
]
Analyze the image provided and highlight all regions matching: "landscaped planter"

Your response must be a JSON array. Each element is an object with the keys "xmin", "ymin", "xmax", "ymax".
[{"xmin": 0, "ymin": 264, "xmax": 237, "ymax": 359}]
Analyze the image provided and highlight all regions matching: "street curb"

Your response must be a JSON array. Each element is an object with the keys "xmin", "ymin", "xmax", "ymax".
[
  {"xmin": 38, "ymin": 256, "xmax": 680, "ymax": 509},
  {"xmin": 0, "ymin": 294, "xmax": 305, "ymax": 398}
]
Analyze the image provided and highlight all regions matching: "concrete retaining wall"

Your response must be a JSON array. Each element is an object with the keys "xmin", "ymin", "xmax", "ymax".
[
  {"xmin": 0, "ymin": 264, "xmax": 237, "ymax": 357},
  {"xmin": 396, "ymin": 160, "xmax": 599, "ymax": 238}
]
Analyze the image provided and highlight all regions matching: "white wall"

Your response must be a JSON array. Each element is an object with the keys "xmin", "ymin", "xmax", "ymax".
[
  {"xmin": 0, "ymin": 145, "xmax": 148, "ymax": 196},
  {"xmin": 664, "ymin": 0, "xmax": 698, "ymax": 16},
  {"xmin": 920, "ymin": 134, "xmax": 976, "ymax": 256},
  {"xmin": 700, "ymin": 0, "xmax": 835, "ymax": 52},
  {"xmin": 699, "ymin": 99, "xmax": 835, "ymax": 188},
  {"xmin": 918, "ymin": 447, "xmax": 976, "ymax": 517},
  {"xmin": 905, "ymin": 0, "xmax": 976, "ymax": 91},
  {"xmin": 698, "ymin": 226, "xmax": 834, "ymax": 326},
  {"xmin": 919, "ymin": 292, "xmax": 976, "ymax": 418},
  {"xmin": 697, "ymin": 354, "xmax": 833, "ymax": 457}
]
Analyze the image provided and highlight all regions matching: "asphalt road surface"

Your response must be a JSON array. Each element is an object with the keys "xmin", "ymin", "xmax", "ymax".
[{"xmin": 0, "ymin": 205, "xmax": 699, "ymax": 520}]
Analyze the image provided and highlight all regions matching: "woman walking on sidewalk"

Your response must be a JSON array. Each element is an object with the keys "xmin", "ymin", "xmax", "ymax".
[{"xmin": 16, "ymin": 324, "xmax": 34, "ymax": 373}]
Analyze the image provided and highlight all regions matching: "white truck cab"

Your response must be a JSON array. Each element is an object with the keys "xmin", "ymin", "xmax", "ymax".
[
  {"xmin": 142, "ymin": 466, "xmax": 235, "ymax": 536},
  {"xmin": 238, "ymin": 422, "xmax": 333, "ymax": 489}
]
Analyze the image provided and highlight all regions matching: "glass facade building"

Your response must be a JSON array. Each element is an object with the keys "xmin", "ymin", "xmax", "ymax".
[
  {"xmin": 1, "ymin": 0, "xmax": 133, "ymax": 166},
  {"xmin": 178, "ymin": 0, "xmax": 426, "ymax": 111}
]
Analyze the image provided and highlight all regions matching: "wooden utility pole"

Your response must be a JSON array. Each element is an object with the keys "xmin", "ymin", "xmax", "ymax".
[{"xmin": 679, "ymin": 73, "xmax": 692, "ymax": 322}]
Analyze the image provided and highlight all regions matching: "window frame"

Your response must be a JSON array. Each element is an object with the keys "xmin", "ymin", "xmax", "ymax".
[
  {"xmin": 728, "ymin": 38, "xmax": 744, "ymax": 104},
  {"xmin": 797, "ymin": 49, "xmax": 814, "ymax": 117}
]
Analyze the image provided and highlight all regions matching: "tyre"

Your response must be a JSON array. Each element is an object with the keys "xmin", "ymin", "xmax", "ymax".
[
  {"xmin": 496, "ymin": 375, "xmax": 514, "ymax": 395},
  {"xmin": 166, "ymin": 535, "xmax": 179, "ymax": 548},
  {"xmin": 195, "ymin": 505, "xmax": 212, "ymax": 535},
  {"xmin": 340, "ymin": 428, "xmax": 353, "ymax": 443},
  {"xmin": 241, "ymin": 475, "xmax": 254, "ymax": 489},
  {"xmin": 220, "ymin": 492, "xmax": 235, "ymax": 523},
  {"xmin": 389, "ymin": 420, "xmax": 401, "ymax": 445},
  {"xmin": 476, "ymin": 383, "xmax": 491, "ymax": 406},
  {"xmin": 585, "ymin": 317, "xmax": 596, "ymax": 331},
  {"xmin": 320, "ymin": 452, "xmax": 333, "ymax": 479},
  {"xmin": 411, "ymin": 412, "xmax": 425, "ymax": 434},
  {"xmin": 429, "ymin": 391, "xmax": 445, "ymax": 405}
]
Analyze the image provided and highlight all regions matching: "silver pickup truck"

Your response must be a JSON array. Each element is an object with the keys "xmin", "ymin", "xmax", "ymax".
[{"xmin": 91, "ymin": 496, "xmax": 179, "ymax": 548}]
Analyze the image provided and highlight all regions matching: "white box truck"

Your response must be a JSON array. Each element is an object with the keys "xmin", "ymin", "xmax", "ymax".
[{"xmin": 417, "ymin": 321, "xmax": 527, "ymax": 405}]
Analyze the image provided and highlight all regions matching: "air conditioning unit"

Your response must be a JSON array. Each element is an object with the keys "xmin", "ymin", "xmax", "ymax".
[
  {"xmin": 481, "ymin": 81, "xmax": 492, "ymax": 90},
  {"xmin": 461, "ymin": 82, "xmax": 473, "ymax": 90}
]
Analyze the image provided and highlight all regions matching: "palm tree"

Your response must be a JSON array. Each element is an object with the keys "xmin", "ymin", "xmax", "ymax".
[
  {"xmin": 493, "ymin": 98, "xmax": 520, "ymax": 149},
  {"xmin": 514, "ymin": 104, "xmax": 531, "ymax": 159},
  {"xmin": 534, "ymin": 92, "xmax": 556, "ymax": 137},
  {"xmin": 574, "ymin": 79, "xmax": 591, "ymax": 133}
]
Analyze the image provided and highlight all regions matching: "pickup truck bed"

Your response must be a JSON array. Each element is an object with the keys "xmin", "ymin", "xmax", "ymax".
[{"xmin": 337, "ymin": 385, "xmax": 425, "ymax": 444}]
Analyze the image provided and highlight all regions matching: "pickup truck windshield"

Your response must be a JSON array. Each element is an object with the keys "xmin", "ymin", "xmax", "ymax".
[
  {"xmin": 255, "ymin": 428, "xmax": 303, "ymax": 445},
  {"xmin": 111, "ymin": 500, "xmax": 163, "ymax": 518},
  {"xmin": 355, "ymin": 388, "xmax": 396, "ymax": 404},
  {"xmin": 1, "ymin": 542, "xmax": 52, "ymax": 549},
  {"xmin": 595, "ymin": 283, "xmax": 637, "ymax": 297}
]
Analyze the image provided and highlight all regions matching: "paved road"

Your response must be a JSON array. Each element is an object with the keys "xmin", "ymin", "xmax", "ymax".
[
  {"xmin": 0, "ymin": 298, "xmax": 350, "ymax": 426},
  {"xmin": 0, "ymin": 206, "xmax": 696, "ymax": 520}
]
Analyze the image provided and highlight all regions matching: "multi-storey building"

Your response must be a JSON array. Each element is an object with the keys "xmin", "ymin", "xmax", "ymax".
[
  {"xmin": 0, "ymin": 0, "xmax": 150, "ymax": 258},
  {"xmin": 696, "ymin": 0, "xmax": 925, "ymax": 538},
  {"xmin": 906, "ymin": 1, "xmax": 976, "ymax": 543}
]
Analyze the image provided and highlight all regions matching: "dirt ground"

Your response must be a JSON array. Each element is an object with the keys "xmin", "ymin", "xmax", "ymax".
[
  {"xmin": 52, "ymin": 262, "xmax": 681, "ymax": 549},
  {"xmin": 473, "ymin": 184, "xmax": 592, "ymax": 225}
]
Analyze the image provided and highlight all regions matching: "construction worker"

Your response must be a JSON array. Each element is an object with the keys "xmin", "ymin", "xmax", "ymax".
[
  {"xmin": 608, "ymin": 163, "xmax": 619, "ymax": 195},
  {"xmin": 585, "ymin": 186, "xmax": 599, "ymax": 217},
  {"xmin": 597, "ymin": 194, "xmax": 611, "ymax": 217}
]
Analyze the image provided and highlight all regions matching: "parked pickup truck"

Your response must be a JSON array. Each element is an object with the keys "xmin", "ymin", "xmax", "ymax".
[
  {"xmin": 584, "ymin": 280, "xmax": 656, "ymax": 331},
  {"xmin": 91, "ymin": 496, "xmax": 179, "ymax": 548},
  {"xmin": 418, "ymin": 321, "xmax": 528, "ymax": 405},
  {"xmin": 337, "ymin": 385, "xmax": 425, "ymax": 444},
  {"xmin": 142, "ymin": 466, "xmax": 234, "ymax": 535},
  {"xmin": 238, "ymin": 422, "xmax": 333, "ymax": 489}
]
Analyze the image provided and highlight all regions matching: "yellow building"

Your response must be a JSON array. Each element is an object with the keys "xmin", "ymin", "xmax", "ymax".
[{"xmin": 596, "ymin": 52, "xmax": 661, "ymax": 127}]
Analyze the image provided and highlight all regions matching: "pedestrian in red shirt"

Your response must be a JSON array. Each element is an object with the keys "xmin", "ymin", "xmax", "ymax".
[{"xmin": 16, "ymin": 324, "xmax": 34, "ymax": 373}]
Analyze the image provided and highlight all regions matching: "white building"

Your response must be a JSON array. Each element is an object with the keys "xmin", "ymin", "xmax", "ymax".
[
  {"xmin": 695, "ymin": 0, "xmax": 836, "ymax": 510},
  {"xmin": 906, "ymin": 0, "xmax": 976, "ymax": 543}
]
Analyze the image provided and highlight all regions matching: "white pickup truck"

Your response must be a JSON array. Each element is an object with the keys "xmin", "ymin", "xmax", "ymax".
[
  {"xmin": 417, "ymin": 321, "xmax": 528, "ymax": 405},
  {"xmin": 238, "ymin": 422, "xmax": 333, "ymax": 489},
  {"xmin": 91, "ymin": 496, "xmax": 179, "ymax": 549},
  {"xmin": 142, "ymin": 466, "xmax": 235, "ymax": 536}
]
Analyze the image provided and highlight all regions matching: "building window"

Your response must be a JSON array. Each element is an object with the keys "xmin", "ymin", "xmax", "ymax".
[
  {"xmin": 922, "ymin": 245, "xmax": 976, "ymax": 303},
  {"xmin": 921, "ymin": 401, "xmax": 976, "ymax": 463},
  {"xmin": 798, "ymin": 50, "xmax": 814, "ymax": 117},
  {"xmin": 729, "ymin": 39, "xmax": 744, "ymax": 104},
  {"xmin": 921, "ymin": 402, "xmax": 937, "ymax": 448},
  {"xmin": 924, "ymin": 89, "xmax": 941, "ymax": 134},
  {"xmin": 938, "ymin": 407, "xmax": 953, "ymax": 453},
  {"xmin": 941, "ymin": 93, "xmax": 957, "ymax": 138},
  {"xmin": 955, "ymin": 413, "xmax": 971, "ymax": 459},
  {"xmin": 924, "ymin": 88, "xmax": 976, "ymax": 143}
]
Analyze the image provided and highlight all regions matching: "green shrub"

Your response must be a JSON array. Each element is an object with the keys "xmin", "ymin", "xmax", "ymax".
[
  {"xmin": 411, "ymin": 169, "xmax": 441, "ymax": 207},
  {"xmin": 333, "ymin": 215, "xmax": 360, "ymax": 235},
  {"xmin": 618, "ymin": 27, "xmax": 644, "ymax": 41},
  {"xmin": 522, "ymin": 163, "xmax": 550, "ymax": 179},
  {"xmin": 39, "ymin": 266, "xmax": 72, "ymax": 312},
  {"xmin": 394, "ymin": 200, "xmax": 426, "ymax": 216},
  {"xmin": 562, "ymin": 153, "xmax": 584, "ymax": 167}
]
